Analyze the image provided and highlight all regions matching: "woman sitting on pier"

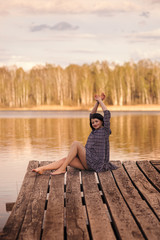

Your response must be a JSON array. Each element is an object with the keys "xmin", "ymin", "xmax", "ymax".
[{"xmin": 32, "ymin": 93, "xmax": 117, "ymax": 175}]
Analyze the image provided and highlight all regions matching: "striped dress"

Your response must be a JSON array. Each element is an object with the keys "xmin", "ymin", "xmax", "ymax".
[{"xmin": 85, "ymin": 110, "xmax": 118, "ymax": 172}]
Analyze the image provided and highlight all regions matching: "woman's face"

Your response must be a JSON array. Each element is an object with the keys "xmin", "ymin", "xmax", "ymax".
[{"xmin": 91, "ymin": 118, "xmax": 103, "ymax": 130}]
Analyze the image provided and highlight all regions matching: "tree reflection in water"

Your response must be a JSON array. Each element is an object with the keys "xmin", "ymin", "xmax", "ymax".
[{"xmin": 0, "ymin": 113, "xmax": 160, "ymax": 161}]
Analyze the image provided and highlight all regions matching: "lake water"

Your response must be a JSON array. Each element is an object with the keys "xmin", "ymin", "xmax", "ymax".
[{"xmin": 0, "ymin": 110, "xmax": 160, "ymax": 231}]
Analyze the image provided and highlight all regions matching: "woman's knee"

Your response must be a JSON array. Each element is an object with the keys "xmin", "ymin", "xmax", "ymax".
[{"xmin": 71, "ymin": 141, "xmax": 81, "ymax": 147}]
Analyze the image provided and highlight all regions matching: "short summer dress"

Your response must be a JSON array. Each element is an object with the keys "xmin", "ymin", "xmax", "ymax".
[{"xmin": 85, "ymin": 110, "xmax": 118, "ymax": 172}]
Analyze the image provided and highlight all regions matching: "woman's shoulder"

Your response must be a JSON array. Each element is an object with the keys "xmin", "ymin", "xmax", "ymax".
[{"xmin": 104, "ymin": 109, "xmax": 111, "ymax": 114}]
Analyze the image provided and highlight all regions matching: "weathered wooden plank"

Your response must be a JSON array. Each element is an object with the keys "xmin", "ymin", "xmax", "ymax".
[
  {"xmin": 42, "ymin": 174, "xmax": 64, "ymax": 240},
  {"xmin": 137, "ymin": 161, "xmax": 160, "ymax": 191},
  {"xmin": 98, "ymin": 170, "xmax": 143, "ymax": 240},
  {"xmin": 0, "ymin": 160, "xmax": 39, "ymax": 240},
  {"xmin": 153, "ymin": 165, "xmax": 160, "ymax": 172},
  {"xmin": 123, "ymin": 161, "xmax": 160, "ymax": 220},
  {"xmin": 18, "ymin": 161, "xmax": 51, "ymax": 240},
  {"xmin": 66, "ymin": 167, "xmax": 89, "ymax": 240},
  {"xmin": 150, "ymin": 160, "xmax": 160, "ymax": 165},
  {"xmin": 112, "ymin": 161, "xmax": 160, "ymax": 240},
  {"xmin": 150, "ymin": 161, "xmax": 160, "ymax": 172},
  {"xmin": 82, "ymin": 170, "xmax": 116, "ymax": 240}
]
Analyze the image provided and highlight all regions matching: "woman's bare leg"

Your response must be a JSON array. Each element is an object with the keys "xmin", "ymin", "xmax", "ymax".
[
  {"xmin": 51, "ymin": 141, "xmax": 88, "ymax": 175},
  {"xmin": 32, "ymin": 156, "xmax": 85, "ymax": 174},
  {"xmin": 69, "ymin": 157, "xmax": 85, "ymax": 169},
  {"xmin": 32, "ymin": 158, "xmax": 66, "ymax": 174},
  {"xmin": 32, "ymin": 141, "xmax": 87, "ymax": 175}
]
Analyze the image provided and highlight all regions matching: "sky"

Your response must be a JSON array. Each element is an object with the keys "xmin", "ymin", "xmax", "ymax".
[{"xmin": 0, "ymin": 0, "xmax": 160, "ymax": 70}]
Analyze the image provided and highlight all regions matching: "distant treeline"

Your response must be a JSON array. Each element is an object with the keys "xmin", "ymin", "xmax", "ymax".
[{"xmin": 0, "ymin": 59, "xmax": 160, "ymax": 107}]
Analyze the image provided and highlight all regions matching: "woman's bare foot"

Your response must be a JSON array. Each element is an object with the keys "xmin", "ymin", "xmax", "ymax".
[
  {"xmin": 32, "ymin": 167, "xmax": 45, "ymax": 175},
  {"xmin": 50, "ymin": 168, "xmax": 66, "ymax": 175}
]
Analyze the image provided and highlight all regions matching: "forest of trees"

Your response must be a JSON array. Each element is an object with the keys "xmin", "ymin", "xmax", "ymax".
[{"xmin": 0, "ymin": 59, "xmax": 160, "ymax": 107}]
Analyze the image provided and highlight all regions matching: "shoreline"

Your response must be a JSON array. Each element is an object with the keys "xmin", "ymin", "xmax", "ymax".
[{"xmin": 0, "ymin": 104, "xmax": 160, "ymax": 111}]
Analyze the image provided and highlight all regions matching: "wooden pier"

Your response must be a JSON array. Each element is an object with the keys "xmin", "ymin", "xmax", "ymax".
[{"xmin": 0, "ymin": 160, "xmax": 160, "ymax": 240}]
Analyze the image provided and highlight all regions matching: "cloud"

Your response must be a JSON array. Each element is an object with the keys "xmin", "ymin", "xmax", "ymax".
[
  {"xmin": 148, "ymin": 0, "xmax": 160, "ymax": 4},
  {"xmin": 0, "ymin": 53, "xmax": 25, "ymax": 65},
  {"xmin": 138, "ymin": 21, "xmax": 147, "ymax": 26},
  {"xmin": 93, "ymin": 1, "xmax": 139, "ymax": 16},
  {"xmin": 140, "ymin": 11, "xmax": 150, "ymax": 18},
  {"xmin": 51, "ymin": 22, "xmax": 79, "ymax": 30},
  {"xmin": 0, "ymin": 10, "xmax": 9, "ymax": 16},
  {"xmin": 1, "ymin": 0, "xmax": 142, "ymax": 15},
  {"xmin": 127, "ymin": 28, "xmax": 160, "ymax": 42},
  {"xmin": 131, "ymin": 49, "xmax": 160, "ymax": 62},
  {"xmin": 31, "ymin": 24, "xmax": 48, "ymax": 32},
  {"xmin": 71, "ymin": 49, "xmax": 99, "ymax": 54},
  {"xmin": 30, "ymin": 22, "xmax": 79, "ymax": 32},
  {"xmin": 0, "ymin": 49, "xmax": 12, "ymax": 61},
  {"xmin": 23, "ymin": 33, "xmax": 96, "ymax": 42},
  {"xmin": 0, "ymin": 51, "xmax": 41, "ymax": 71}
]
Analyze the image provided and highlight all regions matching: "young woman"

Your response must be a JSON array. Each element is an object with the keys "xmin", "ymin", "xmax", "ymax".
[{"xmin": 32, "ymin": 93, "xmax": 117, "ymax": 175}]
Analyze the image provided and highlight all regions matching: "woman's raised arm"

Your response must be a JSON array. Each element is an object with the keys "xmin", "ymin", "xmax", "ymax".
[
  {"xmin": 94, "ymin": 93, "xmax": 107, "ymax": 112},
  {"xmin": 91, "ymin": 93, "xmax": 106, "ymax": 113},
  {"xmin": 90, "ymin": 101, "xmax": 99, "ymax": 114}
]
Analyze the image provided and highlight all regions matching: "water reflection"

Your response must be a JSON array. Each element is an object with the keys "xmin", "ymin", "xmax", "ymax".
[
  {"xmin": 0, "ymin": 114, "xmax": 160, "ymax": 161},
  {"xmin": 0, "ymin": 118, "xmax": 90, "ymax": 158},
  {"xmin": 0, "ymin": 112, "xmax": 160, "ymax": 230},
  {"xmin": 110, "ymin": 114, "xmax": 160, "ymax": 159}
]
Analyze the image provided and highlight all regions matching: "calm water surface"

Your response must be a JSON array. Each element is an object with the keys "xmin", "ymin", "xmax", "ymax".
[{"xmin": 0, "ymin": 110, "xmax": 160, "ymax": 230}]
